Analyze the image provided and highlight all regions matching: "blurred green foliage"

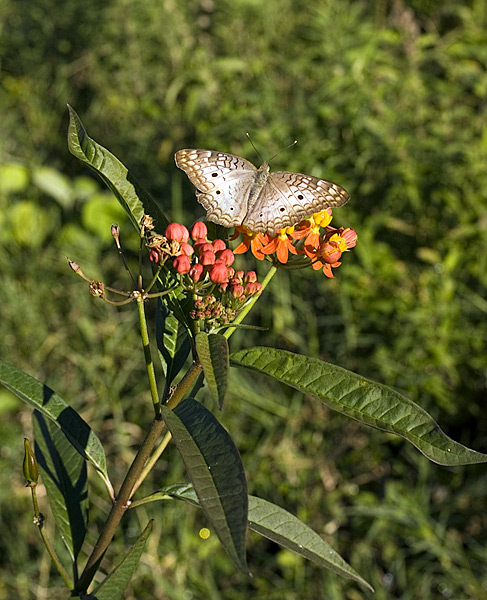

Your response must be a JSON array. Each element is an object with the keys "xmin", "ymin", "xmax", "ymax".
[{"xmin": 1, "ymin": 0, "xmax": 486, "ymax": 598}]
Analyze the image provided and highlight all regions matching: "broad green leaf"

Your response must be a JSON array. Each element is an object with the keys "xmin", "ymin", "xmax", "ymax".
[
  {"xmin": 156, "ymin": 298, "xmax": 191, "ymax": 386},
  {"xmin": 0, "ymin": 359, "xmax": 112, "ymax": 494},
  {"xmin": 92, "ymin": 520, "xmax": 153, "ymax": 600},
  {"xmin": 34, "ymin": 411, "xmax": 88, "ymax": 561},
  {"xmin": 195, "ymin": 332, "xmax": 229, "ymax": 409},
  {"xmin": 161, "ymin": 398, "xmax": 248, "ymax": 573},
  {"xmin": 231, "ymin": 347, "xmax": 487, "ymax": 466},
  {"xmin": 134, "ymin": 484, "xmax": 373, "ymax": 591},
  {"xmin": 67, "ymin": 105, "xmax": 168, "ymax": 234}
]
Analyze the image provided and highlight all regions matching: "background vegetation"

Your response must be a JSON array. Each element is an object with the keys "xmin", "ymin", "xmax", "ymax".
[{"xmin": 1, "ymin": 0, "xmax": 486, "ymax": 598}]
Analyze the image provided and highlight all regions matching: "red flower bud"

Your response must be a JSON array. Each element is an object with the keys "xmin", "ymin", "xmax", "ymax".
[
  {"xmin": 208, "ymin": 262, "xmax": 229, "ymax": 283},
  {"xmin": 319, "ymin": 242, "xmax": 342, "ymax": 264},
  {"xmin": 230, "ymin": 283, "xmax": 244, "ymax": 298},
  {"xmin": 234, "ymin": 270, "xmax": 245, "ymax": 281},
  {"xmin": 179, "ymin": 242, "xmax": 193, "ymax": 256},
  {"xmin": 165, "ymin": 223, "xmax": 189, "ymax": 242},
  {"xmin": 340, "ymin": 227, "xmax": 358, "ymax": 249},
  {"xmin": 189, "ymin": 264, "xmax": 204, "ymax": 282},
  {"xmin": 199, "ymin": 250, "xmax": 216, "ymax": 265},
  {"xmin": 212, "ymin": 238, "xmax": 226, "ymax": 252},
  {"xmin": 149, "ymin": 248, "xmax": 161, "ymax": 263},
  {"xmin": 195, "ymin": 242, "xmax": 214, "ymax": 256},
  {"xmin": 216, "ymin": 249, "xmax": 235, "ymax": 266},
  {"xmin": 173, "ymin": 255, "xmax": 191, "ymax": 273},
  {"xmin": 244, "ymin": 270, "xmax": 257, "ymax": 283},
  {"xmin": 190, "ymin": 221, "xmax": 208, "ymax": 240},
  {"xmin": 244, "ymin": 282, "xmax": 258, "ymax": 295}
]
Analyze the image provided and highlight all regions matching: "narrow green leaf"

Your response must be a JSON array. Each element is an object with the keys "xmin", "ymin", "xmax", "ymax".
[
  {"xmin": 0, "ymin": 359, "xmax": 111, "ymax": 493},
  {"xmin": 92, "ymin": 520, "xmax": 153, "ymax": 600},
  {"xmin": 247, "ymin": 496, "xmax": 373, "ymax": 592},
  {"xmin": 195, "ymin": 333, "xmax": 229, "ymax": 409},
  {"xmin": 135, "ymin": 484, "xmax": 373, "ymax": 591},
  {"xmin": 33, "ymin": 411, "xmax": 88, "ymax": 561},
  {"xmin": 156, "ymin": 298, "xmax": 191, "ymax": 384},
  {"xmin": 67, "ymin": 105, "xmax": 168, "ymax": 234},
  {"xmin": 161, "ymin": 398, "xmax": 248, "ymax": 573},
  {"xmin": 231, "ymin": 347, "xmax": 487, "ymax": 466}
]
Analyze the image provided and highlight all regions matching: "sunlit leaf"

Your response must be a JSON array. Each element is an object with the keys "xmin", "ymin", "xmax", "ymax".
[
  {"xmin": 231, "ymin": 347, "xmax": 487, "ymax": 466},
  {"xmin": 0, "ymin": 359, "xmax": 112, "ymax": 494},
  {"xmin": 67, "ymin": 105, "xmax": 168, "ymax": 234}
]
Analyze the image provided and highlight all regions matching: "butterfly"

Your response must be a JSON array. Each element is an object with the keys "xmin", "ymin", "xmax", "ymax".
[{"xmin": 175, "ymin": 149, "xmax": 350, "ymax": 236}]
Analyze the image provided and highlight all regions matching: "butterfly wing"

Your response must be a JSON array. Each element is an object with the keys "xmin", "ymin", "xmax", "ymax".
[
  {"xmin": 244, "ymin": 171, "xmax": 350, "ymax": 235},
  {"xmin": 175, "ymin": 149, "xmax": 257, "ymax": 228}
]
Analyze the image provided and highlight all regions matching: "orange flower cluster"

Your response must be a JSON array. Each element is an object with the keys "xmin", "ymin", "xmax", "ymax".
[
  {"xmin": 233, "ymin": 209, "xmax": 357, "ymax": 278},
  {"xmin": 148, "ymin": 221, "xmax": 262, "ymax": 327}
]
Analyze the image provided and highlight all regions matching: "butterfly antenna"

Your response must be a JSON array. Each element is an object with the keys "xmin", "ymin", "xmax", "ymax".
[
  {"xmin": 245, "ymin": 133, "xmax": 265, "ymax": 163},
  {"xmin": 267, "ymin": 139, "xmax": 298, "ymax": 164}
]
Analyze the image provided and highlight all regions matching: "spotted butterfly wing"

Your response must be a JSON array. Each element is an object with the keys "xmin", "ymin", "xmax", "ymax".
[
  {"xmin": 175, "ymin": 148, "xmax": 350, "ymax": 235},
  {"xmin": 175, "ymin": 149, "xmax": 257, "ymax": 229}
]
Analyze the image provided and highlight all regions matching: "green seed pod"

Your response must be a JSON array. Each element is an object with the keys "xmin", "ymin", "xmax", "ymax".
[{"xmin": 23, "ymin": 438, "xmax": 39, "ymax": 486}]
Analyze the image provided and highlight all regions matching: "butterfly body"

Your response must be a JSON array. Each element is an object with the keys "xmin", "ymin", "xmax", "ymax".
[{"xmin": 175, "ymin": 149, "xmax": 349, "ymax": 236}]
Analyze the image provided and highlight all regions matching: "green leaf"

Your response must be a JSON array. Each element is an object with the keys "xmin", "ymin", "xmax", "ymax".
[
  {"xmin": 231, "ymin": 347, "xmax": 487, "ymax": 466},
  {"xmin": 67, "ymin": 105, "xmax": 168, "ymax": 234},
  {"xmin": 0, "ymin": 359, "xmax": 112, "ymax": 494},
  {"xmin": 134, "ymin": 484, "xmax": 373, "ymax": 591},
  {"xmin": 246, "ymin": 496, "xmax": 373, "ymax": 592},
  {"xmin": 156, "ymin": 298, "xmax": 191, "ymax": 386},
  {"xmin": 34, "ymin": 411, "xmax": 88, "ymax": 561},
  {"xmin": 92, "ymin": 520, "xmax": 153, "ymax": 600},
  {"xmin": 195, "ymin": 333, "xmax": 229, "ymax": 409},
  {"xmin": 160, "ymin": 398, "xmax": 248, "ymax": 573}
]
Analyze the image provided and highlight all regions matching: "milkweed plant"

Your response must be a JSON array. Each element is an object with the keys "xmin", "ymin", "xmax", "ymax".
[{"xmin": 2, "ymin": 107, "xmax": 486, "ymax": 599}]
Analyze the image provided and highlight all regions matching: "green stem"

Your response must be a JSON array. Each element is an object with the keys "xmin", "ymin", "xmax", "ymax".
[
  {"xmin": 30, "ymin": 486, "xmax": 73, "ymax": 589},
  {"xmin": 136, "ymin": 293, "xmax": 161, "ymax": 419},
  {"xmin": 130, "ymin": 430, "xmax": 172, "ymax": 498},
  {"xmin": 224, "ymin": 265, "xmax": 277, "ymax": 339},
  {"xmin": 75, "ymin": 417, "xmax": 165, "ymax": 594}
]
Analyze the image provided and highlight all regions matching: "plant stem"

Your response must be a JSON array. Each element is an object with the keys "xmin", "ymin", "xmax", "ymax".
[
  {"xmin": 75, "ymin": 417, "xmax": 165, "ymax": 594},
  {"xmin": 130, "ymin": 430, "xmax": 172, "ymax": 498},
  {"xmin": 136, "ymin": 293, "xmax": 161, "ymax": 419},
  {"xmin": 30, "ymin": 486, "xmax": 73, "ymax": 590}
]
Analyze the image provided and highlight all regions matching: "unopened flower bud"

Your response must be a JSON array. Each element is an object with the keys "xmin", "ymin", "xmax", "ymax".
[
  {"xmin": 190, "ymin": 221, "xmax": 208, "ymax": 240},
  {"xmin": 200, "ymin": 250, "xmax": 216, "ymax": 266},
  {"xmin": 189, "ymin": 264, "xmax": 204, "ymax": 282},
  {"xmin": 195, "ymin": 242, "xmax": 214, "ymax": 256},
  {"xmin": 216, "ymin": 249, "xmax": 235, "ymax": 266},
  {"xmin": 234, "ymin": 270, "xmax": 245, "ymax": 281},
  {"xmin": 23, "ymin": 438, "xmax": 39, "ymax": 486},
  {"xmin": 244, "ymin": 270, "xmax": 257, "ymax": 283},
  {"xmin": 212, "ymin": 239, "xmax": 226, "ymax": 252},
  {"xmin": 319, "ymin": 242, "xmax": 342, "ymax": 264},
  {"xmin": 180, "ymin": 242, "xmax": 194, "ymax": 257},
  {"xmin": 208, "ymin": 262, "xmax": 229, "ymax": 283},
  {"xmin": 230, "ymin": 283, "xmax": 244, "ymax": 298},
  {"xmin": 173, "ymin": 255, "xmax": 191, "ymax": 274},
  {"xmin": 149, "ymin": 248, "xmax": 161, "ymax": 263},
  {"xmin": 111, "ymin": 224, "xmax": 120, "ymax": 238},
  {"xmin": 165, "ymin": 223, "xmax": 189, "ymax": 243},
  {"xmin": 244, "ymin": 282, "xmax": 258, "ymax": 295}
]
